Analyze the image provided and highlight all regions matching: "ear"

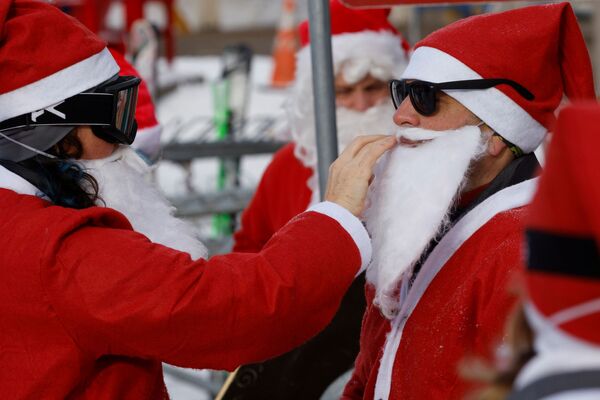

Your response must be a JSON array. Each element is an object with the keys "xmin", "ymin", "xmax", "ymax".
[{"xmin": 487, "ymin": 135, "xmax": 507, "ymax": 157}]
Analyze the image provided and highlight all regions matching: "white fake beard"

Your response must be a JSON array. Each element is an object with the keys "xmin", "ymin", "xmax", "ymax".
[
  {"xmin": 364, "ymin": 125, "xmax": 486, "ymax": 319},
  {"xmin": 78, "ymin": 146, "xmax": 208, "ymax": 260},
  {"xmin": 291, "ymin": 102, "xmax": 397, "ymax": 199}
]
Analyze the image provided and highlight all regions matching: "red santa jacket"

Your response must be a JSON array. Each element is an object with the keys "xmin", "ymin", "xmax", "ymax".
[
  {"xmin": 234, "ymin": 143, "xmax": 313, "ymax": 252},
  {"xmin": 0, "ymin": 174, "xmax": 367, "ymax": 398},
  {"xmin": 342, "ymin": 178, "xmax": 538, "ymax": 400}
]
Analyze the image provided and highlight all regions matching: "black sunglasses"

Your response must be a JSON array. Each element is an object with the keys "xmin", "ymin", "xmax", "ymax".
[
  {"xmin": 389, "ymin": 78, "xmax": 535, "ymax": 116},
  {"xmin": 0, "ymin": 75, "xmax": 141, "ymax": 145}
]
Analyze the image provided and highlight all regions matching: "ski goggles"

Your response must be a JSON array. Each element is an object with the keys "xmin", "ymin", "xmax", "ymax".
[
  {"xmin": 389, "ymin": 78, "xmax": 535, "ymax": 116},
  {"xmin": 0, "ymin": 76, "xmax": 142, "ymax": 145}
]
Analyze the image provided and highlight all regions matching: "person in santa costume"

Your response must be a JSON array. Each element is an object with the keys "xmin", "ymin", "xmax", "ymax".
[
  {"xmin": 341, "ymin": 3, "xmax": 596, "ymax": 400},
  {"xmin": 503, "ymin": 103, "xmax": 600, "ymax": 400},
  {"xmin": 52, "ymin": 2, "xmax": 163, "ymax": 160},
  {"xmin": 226, "ymin": 2, "xmax": 409, "ymax": 398},
  {"xmin": 0, "ymin": 1, "xmax": 397, "ymax": 399}
]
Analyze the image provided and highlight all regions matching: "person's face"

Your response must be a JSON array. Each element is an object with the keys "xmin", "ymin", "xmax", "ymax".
[
  {"xmin": 75, "ymin": 126, "xmax": 118, "ymax": 160},
  {"xmin": 335, "ymin": 73, "xmax": 389, "ymax": 112},
  {"xmin": 392, "ymin": 86, "xmax": 514, "ymax": 192}
]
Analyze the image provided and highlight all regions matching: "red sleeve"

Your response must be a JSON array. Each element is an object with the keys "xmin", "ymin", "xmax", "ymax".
[{"xmin": 42, "ymin": 209, "xmax": 361, "ymax": 371}]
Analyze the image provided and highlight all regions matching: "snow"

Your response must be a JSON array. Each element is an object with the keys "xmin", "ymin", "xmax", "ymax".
[{"xmin": 154, "ymin": 55, "xmax": 290, "ymax": 399}]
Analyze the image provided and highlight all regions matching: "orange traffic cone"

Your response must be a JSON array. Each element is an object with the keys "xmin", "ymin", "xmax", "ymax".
[{"xmin": 271, "ymin": 0, "xmax": 297, "ymax": 87}]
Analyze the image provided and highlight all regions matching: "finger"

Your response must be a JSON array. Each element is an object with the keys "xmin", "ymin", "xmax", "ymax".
[
  {"xmin": 338, "ymin": 134, "xmax": 391, "ymax": 161},
  {"xmin": 354, "ymin": 136, "xmax": 397, "ymax": 171}
]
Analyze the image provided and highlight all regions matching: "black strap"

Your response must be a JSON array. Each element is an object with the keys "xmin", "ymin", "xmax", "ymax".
[
  {"xmin": 435, "ymin": 78, "xmax": 535, "ymax": 101},
  {"xmin": 0, "ymin": 159, "xmax": 47, "ymax": 196},
  {"xmin": 508, "ymin": 370, "xmax": 600, "ymax": 400},
  {"xmin": 0, "ymin": 93, "xmax": 114, "ymax": 132},
  {"xmin": 527, "ymin": 229, "xmax": 600, "ymax": 279}
]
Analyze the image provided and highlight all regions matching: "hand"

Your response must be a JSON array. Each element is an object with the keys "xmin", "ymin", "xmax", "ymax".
[{"xmin": 324, "ymin": 135, "xmax": 397, "ymax": 217}]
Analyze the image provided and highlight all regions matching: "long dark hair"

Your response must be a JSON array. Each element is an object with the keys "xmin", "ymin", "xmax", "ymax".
[{"xmin": 17, "ymin": 130, "xmax": 100, "ymax": 209}]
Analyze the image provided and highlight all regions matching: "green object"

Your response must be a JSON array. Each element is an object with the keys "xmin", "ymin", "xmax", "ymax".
[
  {"xmin": 210, "ymin": 44, "xmax": 253, "ymax": 239},
  {"xmin": 211, "ymin": 80, "xmax": 234, "ymax": 237}
]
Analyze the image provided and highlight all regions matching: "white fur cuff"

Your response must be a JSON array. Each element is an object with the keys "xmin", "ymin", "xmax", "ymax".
[{"xmin": 308, "ymin": 201, "xmax": 372, "ymax": 275}]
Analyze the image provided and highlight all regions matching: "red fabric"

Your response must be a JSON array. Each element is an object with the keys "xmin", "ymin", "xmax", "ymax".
[
  {"xmin": 528, "ymin": 103, "xmax": 600, "ymax": 237},
  {"xmin": 416, "ymin": 3, "xmax": 595, "ymax": 132},
  {"xmin": 0, "ymin": 186, "xmax": 361, "ymax": 398},
  {"xmin": 342, "ymin": 208, "xmax": 527, "ymax": 400},
  {"xmin": 126, "ymin": 0, "xmax": 145, "ymax": 30},
  {"xmin": 0, "ymin": 0, "xmax": 106, "ymax": 94},
  {"xmin": 234, "ymin": 143, "xmax": 314, "ymax": 252},
  {"xmin": 528, "ymin": 273, "xmax": 600, "ymax": 345},
  {"xmin": 163, "ymin": 0, "xmax": 175, "ymax": 62},
  {"xmin": 298, "ymin": 0, "xmax": 409, "ymax": 54},
  {"xmin": 108, "ymin": 48, "xmax": 159, "ymax": 131},
  {"xmin": 343, "ymin": 0, "xmax": 503, "ymax": 5},
  {"xmin": 58, "ymin": 0, "xmax": 112, "ymax": 35},
  {"xmin": 525, "ymin": 102, "xmax": 600, "ymax": 343}
]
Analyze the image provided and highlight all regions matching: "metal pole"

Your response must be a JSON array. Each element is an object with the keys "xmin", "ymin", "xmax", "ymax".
[
  {"xmin": 308, "ymin": 0, "xmax": 338, "ymax": 200},
  {"xmin": 594, "ymin": 0, "xmax": 600, "ymax": 95}
]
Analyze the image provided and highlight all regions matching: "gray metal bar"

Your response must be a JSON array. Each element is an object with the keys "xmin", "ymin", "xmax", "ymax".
[
  {"xmin": 308, "ymin": 0, "xmax": 338, "ymax": 200},
  {"xmin": 161, "ymin": 140, "xmax": 287, "ymax": 161},
  {"xmin": 593, "ymin": 1, "xmax": 600, "ymax": 95},
  {"xmin": 170, "ymin": 188, "xmax": 255, "ymax": 217},
  {"xmin": 203, "ymin": 237, "xmax": 234, "ymax": 256}
]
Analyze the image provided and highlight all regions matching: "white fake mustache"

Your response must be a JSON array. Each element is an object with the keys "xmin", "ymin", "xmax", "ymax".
[{"xmin": 396, "ymin": 126, "xmax": 451, "ymax": 141}]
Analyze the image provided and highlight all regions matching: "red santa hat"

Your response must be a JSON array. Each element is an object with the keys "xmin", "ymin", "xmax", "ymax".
[
  {"xmin": 295, "ymin": 0, "xmax": 409, "ymax": 88},
  {"xmin": 402, "ymin": 3, "xmax": 595, "ymax": 154},
  {"xmin": 525, "ymin": 102, "xmax": 600, "ymax": 345},
  {"xmin": 0, "ymin": 0, "xmax": 119, "ymax": 124}
]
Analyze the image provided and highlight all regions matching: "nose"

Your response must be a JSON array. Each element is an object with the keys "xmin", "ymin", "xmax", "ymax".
[{"xmin": 392, "ymin": 97, "xmax": 420, "ymax": 127}]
